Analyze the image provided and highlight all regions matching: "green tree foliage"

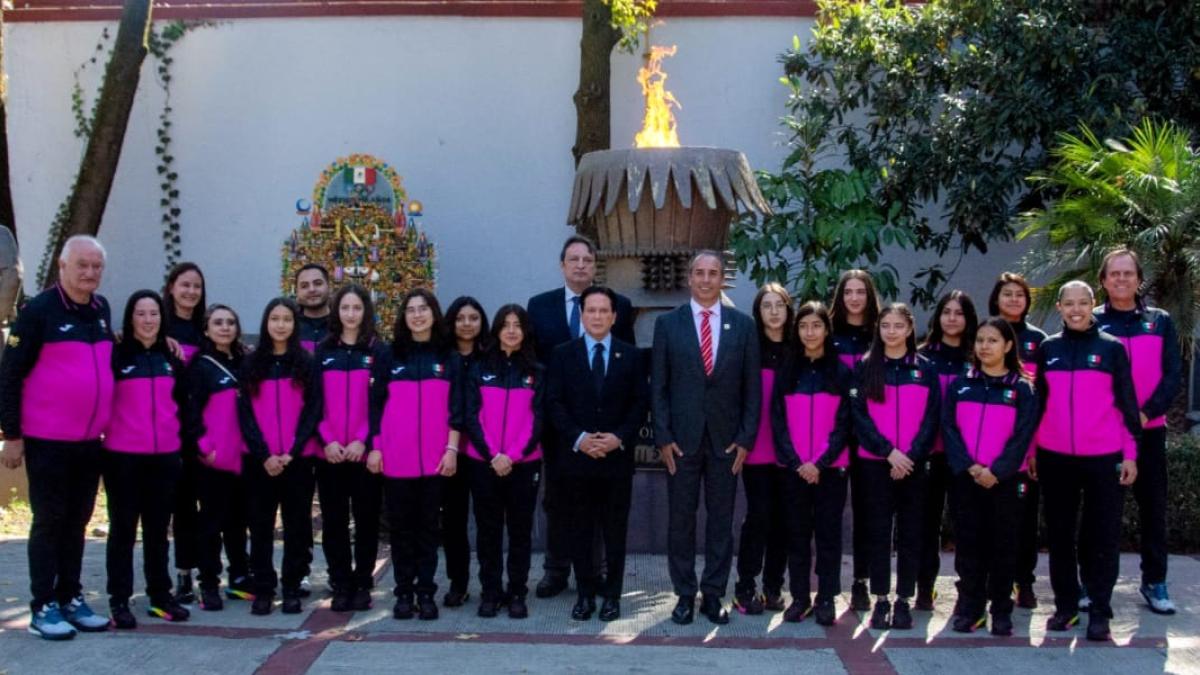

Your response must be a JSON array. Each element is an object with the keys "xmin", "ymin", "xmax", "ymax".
[
  {"xmin": 606, "ymin": 0, "xmax": 657, "ymax": 54},
  {"xmin": 734, "ymin": 0, "xmax": 1199, "ymax": 306},
  {"xmin": 1018, "ymin": 119, "xmax": 1200, "ymax": 354}
]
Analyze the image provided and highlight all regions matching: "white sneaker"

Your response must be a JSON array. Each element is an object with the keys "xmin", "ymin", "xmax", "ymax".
[
  {"xmin": 64, "ymin": 596, "xmax": 110, "ymax": 632},
  {"xmin": 1141, "ymin": 583, "xmax": 1177, "ymax": 615},
  {"xmin": 28, "ymin": 602, "xmax": 77, "ymax": 641}
]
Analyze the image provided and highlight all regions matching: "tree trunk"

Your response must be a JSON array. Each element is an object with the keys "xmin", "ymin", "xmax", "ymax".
[
  {"xmin": 572, "ymin": 0, "xmax": 620, "ymax": 167},
  {"xmin": 46, "ymin": 0, "xmax": 152, "ymax": 287},
  {"xmin": 0, "ymin": 8, "xmax": 17, "ymax": 242}
]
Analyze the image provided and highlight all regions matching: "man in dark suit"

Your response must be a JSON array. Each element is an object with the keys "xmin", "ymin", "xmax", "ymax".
[
  {"xmin": 527, "ymin": 235, "xmax": 635, "ymax": 598},
  {"xmin": 547, "ymin": 286, "xmax": 648, "ymax": 622},
  {"xmin": 652, "ymin": 250, "xmax": 761, "ymax": 625}
]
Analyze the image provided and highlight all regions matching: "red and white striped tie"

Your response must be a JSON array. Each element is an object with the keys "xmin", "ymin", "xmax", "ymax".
[{"xmin": 700, "ymin": 309, "xmax": 714, "ymax": 376}]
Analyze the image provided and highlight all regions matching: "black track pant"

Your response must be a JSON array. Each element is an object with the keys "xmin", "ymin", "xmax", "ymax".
[
  {"xmin": 25, "ymin": 438, "xmax": 102, "ymax": 611},
  {"xmin": 565, "ymin": 473, "xmax": 632, "ymax": 600},
  {"xmin": 952, "ymin": 474, "xmax": 1019, "ymax": 617},
  {"xmin": 385, "ymin": 474, "xmax": 442, "ymax": 598},
  {"xmin": 196, "ymin": 463, "xmax": 250, "ymax": 591},
  {"xmin": 1014, "ymin": 473, "xmax": 1040, "ymax": 587},
  {"xmin": 1134, "ymin": 426, "xmax": 1168, "ymax": 586},
  {"xmin": 918, "ymin": 452, "xmax": 952, "ymax": 594},
  {"xmin": 247, "ymin": 457, "xmax": 315, "ymax": 598},
  {"xmin": 441, "ymin": 468, "xmax": 472, "ymax": 594},
  {"xmin": 172, "ymin": 452, "xmax": 201, "ymax": 571},
  {"xmin": 318, "ymin": 460, "xmax": 382, "ymax": 592},
  {"xmin": 781, "ymin": 467, "xmax": 848, "ymax": 601},
  {"xmin": 1038, "ymin": 449, "xmax": 1124, "ymax": 616},
  {"xmin": 104, "ymin": 451, "xmax": 181, "ymax": 605},
  {"xmin": 734, "ymin": 464, "xmax": 787, "ymax": 596},
  {"xmin": 850, "ymin": 451, "xmax": 871, "ymax": 581},
  {"xmin": 859, "ymin": 459, "xmax": 925, "ymax": 598},
  {"xmin": 469, "ymin": 458, "xmax": 541, "ymax": 600}
]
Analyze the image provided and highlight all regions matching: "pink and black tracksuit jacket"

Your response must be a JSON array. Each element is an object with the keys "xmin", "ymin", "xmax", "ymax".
[
  {"xmin": 238, "ymin": 354, "xmax": 323, "ymax": 462},
  {"xmin": 941, "ymin": 369, "xmax": 1038, "ymax": 481},
  {"xmin": 746, "ymin": 340, "xmax": 788, "ymax": 467},
  {"xmin": 368, "ymin": 342, "xmax": 460, "ymax": 479},
  {"xmin": 103, "ymin": 345, "xmax": 185, "ymax": 455},
  {"xmin": 168, "ymin": 316, "xmax": 202, "ymax": 365},
  {"xmin": 832, "ymin": 324, "xmax": 872, "ymax": 371},
  {"xmin": 1010, "ymin": 320, "xmax": 1047, "ymax": 380},
  {"xmin": 1094, "ymin": 303, "xmax": 1182, "ymax": 430},
  {"xmin": 850, "ymin": 353, "xmax": 941, "ymax": 463},
  {"xmin": 454, "ymin": 355, "xmax": 545, "ymax": 464},
  {"xmin": 315, "ymin": 340, "xmax": 385, "ymax": 462},
  {"xmin": 183, "ymin": 351, "xmax": 248, "ymax": 474},
  {"xmin": 918, "ymin": 342, "xmax": 970, "ymax": 456},
  {"xmin": 298, "ymin": 315, "xmax": 328, "ymax": 354},
  {"xmin": 0, "ymin": 284, "xmax": 114, "ymax": 442},
  {"xmin": 1034, "ymin": 323, "xmax": 1141, "ymax": 461},
  {"xmin": 770, "ymin": 354, "xmax": 853, "ymax": 471}
]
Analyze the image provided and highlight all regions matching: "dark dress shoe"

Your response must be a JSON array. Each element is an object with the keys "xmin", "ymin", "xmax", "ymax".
[
  {"xmin": 599, "ymin": 597, "xmax": 620, "ymax": 622},
  {"xmin": 535, "ymin": 575, "xmax": 568, "ymax": 599},
  {"xmin": 700, "ymin": 595, "xmax": 730, "ymax": 625},
  {"xmin": 571, "ymin": 596, "xmax": 596, "ymax": 621},
  {"xmin": 507, "ymin": 595, "xmax": 529, "ymax": 619},
  {"xmin": 443, "ymin": 589, "xmax": 469, "ymax": 608},
  {"xmin": 670, "ymin": 596, "xmax": 695, "ymax": 625}
]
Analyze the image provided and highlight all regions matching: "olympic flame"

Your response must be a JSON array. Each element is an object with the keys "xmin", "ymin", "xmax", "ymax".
[{"xmin": 634, "ymin": 45, "xmax": 681, "ymax": 148}]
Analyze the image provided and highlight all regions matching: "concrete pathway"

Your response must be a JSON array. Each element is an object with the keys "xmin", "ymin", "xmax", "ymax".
[{"xmin": 0, "ymin": 539, "xmax": 1195, "ymax": 674}]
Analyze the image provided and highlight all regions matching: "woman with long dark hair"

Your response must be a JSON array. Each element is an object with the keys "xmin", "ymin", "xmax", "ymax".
[
  {"xmin": 733, "ymin": 283, "xmax": 792, "ymax": 616},
  {"xmin": 103, "ymin": 290, "xmax": 190, "ymax": 628},
  {"xmin": 163, "ymin": 262, "xmax": 207, "ymax": 604},
  {"xmin": 185, "ymin": 304, "xmax": 253, "ymax": 612},
  {"xmin": 943, "ymin": 317, "xmax": 1038, "ymax": 636},
  {"xmin": 770, "ymin": 301, "xmax": 853, "ymax": 626},
  {"xmin": 830, "ymin": 269, "xmax": 881, "ymax": 611},
  {"xmin": 368, "ymin": 288, "xmax": 459, "ymax": 621},
  {"xmin": 439, "ymin": 296, "xmax": 489, "ymax": 608},
  {"xmin": 987, "ymin": 272, "xmax": 1047, "ymax": 609},
  {"xmin": 915, "ymin": 290, "xmax": 978, "ymax": 611},
  {"xmin": 239, "ymin": 297, "xmax": 321, "ymax": 616},
  {"xmin": 851, "ymin": 303, "xmax": 940, "ymax": 631},
  {"xmin": 454, "ymin": 304, "xmax": 545, "ymax": 619},
  {"xmin": 316, "ymin": 285, "xmax": 386, "ymax": 613}
]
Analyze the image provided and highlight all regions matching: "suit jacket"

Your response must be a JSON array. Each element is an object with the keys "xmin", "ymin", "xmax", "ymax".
[
  {"xmin": 651, "ymin": 302, "xmax": 761, "ymax": 455},
  {"xmin": 527, "ymin": 287, "xmax": 637, "ymax": 364},
  {"xmin": 546, "ymin": 336, "xmax": 648, "ymax": 478}
]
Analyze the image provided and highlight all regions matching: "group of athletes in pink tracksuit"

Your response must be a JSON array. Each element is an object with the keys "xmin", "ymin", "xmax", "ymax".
[{"xmin": 0, "ymin": 238, "xmax": 1181, "ymax": 643}]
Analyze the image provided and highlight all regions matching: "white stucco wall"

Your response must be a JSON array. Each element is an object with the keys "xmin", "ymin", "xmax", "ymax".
[{"xmin": 6, "ymin": 15, "xmax": 821, "ymax": 325}]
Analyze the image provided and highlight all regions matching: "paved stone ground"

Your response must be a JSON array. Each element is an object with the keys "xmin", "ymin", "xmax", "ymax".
[{"xmin": 0, "ymin": 538, "xmax": 1195, "ymax": 674}]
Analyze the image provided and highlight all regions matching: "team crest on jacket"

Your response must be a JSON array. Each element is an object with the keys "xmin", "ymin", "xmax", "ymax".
[
  {"xmin": 1087, "ymin": 354, "xmax": 1102, "ymax": 366},
  {"xmin": 909, "ymin": 369, "xmax": 921, "ymax": 380},
  {"xmin": 1024, "ymin": 341, "xmax": 1037, "ymax": 352},
  {"xmin": 523, "ymin": 375, "xmax": 535, "ymax": 388},
  {"xmin": 363, "ymin": 355, "xmax": 373, "ymax": 367},
  {"xmin": 433, "ymin": 363, "xmax": 445, "ymax": 377},
  {"xmin": 1003, "ymin": 388, "xmax": 1016, "ymax": 403},
  {"xmin": 1142, "ymin": 321, "xmax": 1156, "ymax": 333}
]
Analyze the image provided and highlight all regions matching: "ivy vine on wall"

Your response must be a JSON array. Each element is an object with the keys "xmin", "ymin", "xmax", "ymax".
[{"xmin": 36, "ymin": 20, "xmax": 211, "ymax": 287}]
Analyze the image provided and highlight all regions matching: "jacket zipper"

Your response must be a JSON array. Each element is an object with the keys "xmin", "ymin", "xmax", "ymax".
[
  {"xmin": 807, "ymin": 367, "xmax": 815, "ymax": 464},
  {"xmin": 973, "ymin": 380, "xmax": 989, "ymax": 465},
  {"xmin": 1068, "ymin": 341, "xmax": 1077, "ymax": 455},
  {"xmin": 343, "ymin": 348, "xmax": 351, "ymax": 443},
  {"xmin": 84, "ymin": 323, "xmax": 101, "ymax": 440},
  {"xmin": 500, "ymin": 362, "xmax": 512, "ymax": 462},
  {"xmin": 149, "ymin": 353, "xmax": 159, "ymax": 453},
  {"xmin": 275, "ymin": 372, "xmax": 284, "ymax": 459},
  {"xmin": 417, "ymin": 355, "xmax": 426, "ymax": 476},
  {"xmin": 894, "ymin": 363, "xmax": 902, "ymax": 455}
]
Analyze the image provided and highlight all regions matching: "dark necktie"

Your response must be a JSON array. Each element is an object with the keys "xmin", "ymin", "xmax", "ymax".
[
  {"xmin": 569, "ymin": 296, "xmax": 581, "ymax": 338},
  {"xmin": 592, "ymin": 342, "xmax": 606, "ymax": 394}
]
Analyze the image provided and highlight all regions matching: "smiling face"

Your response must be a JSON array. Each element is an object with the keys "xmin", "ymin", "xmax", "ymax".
[
  {"xmin": 758, "ymin": 291, "xmax": 788, "ymax": 334},
  {"xmin": 455, "ymin": 305, "xmax": 482, "ymax": 344},
  {"xmin": 339, "ymin": 292, "xmax": 365, "ymax": 335},
  {"xmin": 296, "ymin": 268, "xmax": 330, "ymax": 314},
  {"xmin": 939, "ymin": 298, "xmax": 966, "ymax": 340},
  {"xmin": 842, "ymin": 279, "xmax": 868, "ymax": 319},
  {"xmin": 404, "ymin": 295, "xmax": 434, "ymax": 340},
  {"xmin": 205, "ymin": 308, "xmax": 238, "ymax": 351},
  {"xmin": 131, "ymin": 297, "xmax": 162, "ymax": 346},
  {"xmin": 267, "ymin": 304, "xmax": 295, "ymax": 347},
  {"xmin": 879, "ymin": 310, "xmax": 913, "ymax": 351},
  {"xmin": 797, "ymin": 313, "xmax": 828, "ymax": 356},
  {"xmin": 1056, "ymin": 285, "xmax": 1095, "ymax": 332},
  {"xmin": 498, "ymin": 312, "xmax": 524, "ymax": 353},
  {"xmin": 560, "ymin": 242, "xmax": 596, "ymax": 293},
  {"xmin": 689, "ymin": 254, "xmax": 723, "ymax": 306},
  {"xmin": 997, "ymin": 282, "xmax": 1028, "ymax": 322},
  {"xmin": 1101, "ymin": 253, "xmax": 1140, "ymax": 307},
  {"xmin": 974, "ymin": 324, "xmax": 1011, "ymax": 371},
  {"xmin": 169, "ymin": 269, "xmax": 204, "ymax": 316}
]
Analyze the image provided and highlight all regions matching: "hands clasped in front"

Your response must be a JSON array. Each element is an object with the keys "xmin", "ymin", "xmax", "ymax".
[{"xmin": 580, "ymin": 432, "xmax": 621, "ymax": 460}]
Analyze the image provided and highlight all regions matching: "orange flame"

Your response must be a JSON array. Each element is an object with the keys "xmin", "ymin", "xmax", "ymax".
[{"xmin": 634, "ymin": 45, "xmax": 681, "ymax": 148}]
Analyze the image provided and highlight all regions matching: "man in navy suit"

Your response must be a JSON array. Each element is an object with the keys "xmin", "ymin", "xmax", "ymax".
[
  {"xmin": 547, "ymin": 286, "xmax": 648, "ymax": 622},
  {"xmin": 527, "ymin": 235, "xmax": 635, "ymax": 598},
  {"xmin": 652, "ymin": 251, "xmax": 760, "ymax": 625}
]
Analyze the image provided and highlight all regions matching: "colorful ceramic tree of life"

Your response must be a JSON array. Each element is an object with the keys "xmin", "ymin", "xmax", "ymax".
[{"xmin": 282, "ymin": 154, "xmax": 435, "ymax": 337}]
